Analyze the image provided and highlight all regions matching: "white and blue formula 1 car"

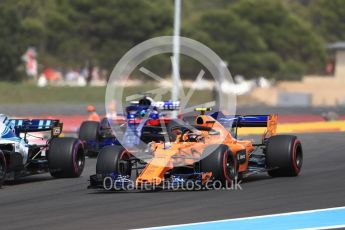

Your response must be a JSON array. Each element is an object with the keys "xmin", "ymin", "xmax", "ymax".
[{"xmin": 0, "ymin": 114, "xmax": 85, "ymax": 188}]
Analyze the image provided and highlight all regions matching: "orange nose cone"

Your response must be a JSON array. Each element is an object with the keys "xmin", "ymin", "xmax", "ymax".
[{"xmin": 87, "ymin": 105, "xmax": 95, "ymax": 112}]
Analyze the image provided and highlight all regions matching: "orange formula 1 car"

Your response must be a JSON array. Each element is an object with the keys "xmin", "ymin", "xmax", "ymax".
[{"xmin": 89, "ymin": 108, "xmax": 303, "ymax": 190}]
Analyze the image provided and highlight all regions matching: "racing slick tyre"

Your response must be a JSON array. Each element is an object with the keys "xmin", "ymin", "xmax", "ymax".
[
  {"xmin": 48, "ymin": 137, "xmax": 85, "ymax": 178},
  {"xmin": 78, "ymin": 121, "xmax": 100, "ymax": 157},
  {"xmin": 96, "ymin": 145, "xmax": 132, "ymax": 176},
  {"xmin": 79, "ymin": 121, "xmax": 100, "ymax": 141},
  {"xmin": 266, "ymin": 135, "xmax": 303, "ymax": 177},
  {"xmin": 201, "ymin": 144, "xmax": 238, "ymax": 187},
  {"xmin": 0, "ymin": 151, "xmax": 6, "ymax": 188}
]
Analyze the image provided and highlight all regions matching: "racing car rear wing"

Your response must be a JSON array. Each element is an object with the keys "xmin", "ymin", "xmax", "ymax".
[
  {"xmin": 211, "ymin": 112, "xmax": 277, "ymax": 137},
  {"xmin": 8, "ymin": 119, "xmax": 63, "ymax": 137},
  {"xmin": 232, "ymin": 115, "xmax": 276, "ymax": 128}
]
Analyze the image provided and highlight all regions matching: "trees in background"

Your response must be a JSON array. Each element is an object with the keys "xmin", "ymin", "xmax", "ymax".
[
  {"xmin": 0, "ymin": 0, "xmax": 172, "ymax": 81},
  {"xmin": 309, "ymin": 0, "xmax": 345, "ymax": 43},
  {"xmin": 185, "ymin": 0, "xmax": 326, "ymax": 80},
  {"xmin": 0, "ymin": 0, "xmax": 344, "ymax": 81}
]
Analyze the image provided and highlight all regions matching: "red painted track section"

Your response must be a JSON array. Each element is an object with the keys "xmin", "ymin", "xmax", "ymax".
[{"xmin": 277, "ymin": 114, "xmax": 326, "ymax": 123}]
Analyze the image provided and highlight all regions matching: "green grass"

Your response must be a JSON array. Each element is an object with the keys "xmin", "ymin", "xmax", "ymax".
[
  {"xmin": 0, "ymin": 83, "xmax": 106, "ymax": 104},
  {"xmin": 0, "ymin": 82, "xmax": 215, "ymax": 105}
]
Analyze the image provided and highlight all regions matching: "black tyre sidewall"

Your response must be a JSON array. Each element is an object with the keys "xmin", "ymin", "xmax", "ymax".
[
  {"xmin": 266, "ymin": 135, "xmax": 303, "ymax": 177},
  {"xmin": 48, "ymin": 137, "xmax": 85, "ymax": 178},
  {"xmin": 96, "ymin": 145, "xmax": 131, "ymax": 176},
  {"xmin": 78, "ymin": 121, "xmax": 100, "ymax": 141},
  {"xmin": 201, "ymin": 144, "xmax": 238, "ymax": 186}
]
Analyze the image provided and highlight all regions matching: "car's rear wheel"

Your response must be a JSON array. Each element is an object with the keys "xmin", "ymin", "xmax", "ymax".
[
  {"xmin": 0, "ymin": 151, "xmax": 6, "ymax": 188},
  {"xmin": 266, "ymin": 135, "xmax": 303, "ymax": 177},
  {"xmin": 201, "ymin": 144, "xmax": 238, "ymax": 187},
  {"xmin": 48, "ymin": 137, "xmax": 85, "ymax": 178},
  {"xmin": 96, "ymin": 145, "xmax": 132, "ymax": 176},
  {"xmin": 78, "ymin": 121, "xmax": 100, "ymax": 157}
]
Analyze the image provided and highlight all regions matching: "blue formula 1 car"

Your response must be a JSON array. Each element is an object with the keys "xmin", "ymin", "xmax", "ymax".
[
  {"xmin": 78, "ymin": 96, "xmax": 180, "ymax": 157},
  {"xmin": 0, "ymin": 114, "xmax": 85, "ymax": 188}
]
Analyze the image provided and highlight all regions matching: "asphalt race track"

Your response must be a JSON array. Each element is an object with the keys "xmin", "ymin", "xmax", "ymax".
[{"xmin": 1, "ymin": 132, "xmax": 345, "ymax": 230}]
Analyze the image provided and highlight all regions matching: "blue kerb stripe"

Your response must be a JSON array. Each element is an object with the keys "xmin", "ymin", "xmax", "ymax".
[{"xmin": 148, "ymin": 207, "xmax": 345, "ymax": 230}]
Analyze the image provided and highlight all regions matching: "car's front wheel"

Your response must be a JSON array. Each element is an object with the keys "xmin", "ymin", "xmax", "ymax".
[
  {"xmin": 96, "ymin": 145, "xmax": 132, "ymax": 176},
  {"xmin": 200, "ymin": 144, "xmax": 238, "ymax": 187}
]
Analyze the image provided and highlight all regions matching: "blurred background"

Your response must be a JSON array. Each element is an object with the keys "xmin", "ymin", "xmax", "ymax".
[{"xmin": 1, "ymin": 0, "xmax": 345, "ymax": 131}]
